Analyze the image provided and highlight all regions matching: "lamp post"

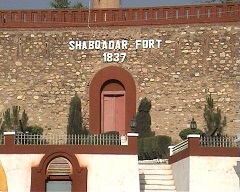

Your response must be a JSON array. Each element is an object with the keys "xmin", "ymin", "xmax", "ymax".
[
  {"xmin": 190, "ymin": 118, "xmax": 197, "ymax": 130},
  {"xmin": 130, "ymin": 116, "xmax": 137, "ymax": 133}
]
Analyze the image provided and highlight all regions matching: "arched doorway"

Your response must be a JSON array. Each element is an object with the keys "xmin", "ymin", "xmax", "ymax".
[
  {"xmin": 31, "ymin": 150, "xmax": 87, "ymax": 192},
  {"xmin": 46, "ymin": 157, "xmax": 72, "ymax": 192},
  {"xmin": 89, "ymin": 66, "xmax": 136, "ymax": 135}
]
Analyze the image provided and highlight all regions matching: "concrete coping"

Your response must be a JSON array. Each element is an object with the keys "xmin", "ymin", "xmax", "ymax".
[
  {"xmin": 138, "ymin": 159, "xmax": 168, "ymax": 164},
  {"xmin": 187, "ymin": 134, "xmax": 201, "ymax": 138},
  {"xmin": 3, "ymin": 131, "xmax": 16, "ymax": 135},
  {"xmin": 127, "ymin": 133, "xmax": 139, "ymax": 137}
]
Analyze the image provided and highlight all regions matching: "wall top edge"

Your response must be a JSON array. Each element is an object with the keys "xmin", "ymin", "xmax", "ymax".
[
  {"xmin": 127, "ymin": 133, "xmax": 139, "ymax": 137},
  {"xmin": 3, "ymin": 132, "xmax": 15, "ymax": 135},
  {"xmin": 187, "ymin": 134, "xmax": 201, "ymax": 138},
  {"xmin": 0, "ymin": 2, "xmax": 239, "ymax": 12}
]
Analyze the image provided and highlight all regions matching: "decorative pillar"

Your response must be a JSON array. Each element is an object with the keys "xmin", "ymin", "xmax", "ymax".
[
  {"xmin": 127, "ymin": 133, "xmax": 139, "ymax": 155},
  {"xmin": 187, "ymin": 134, "xmax": 201, "ymax": 156},
  {"xmin": 4, "ymin": 132, "xmax": 15, "ymax": 146}
]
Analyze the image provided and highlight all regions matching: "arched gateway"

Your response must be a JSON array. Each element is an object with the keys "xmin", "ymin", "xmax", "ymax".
[
  {"xmin": 89, "ymin": 66, "xmax": 136, "ymax": 135},
  {"xmin": 30, "ymin": 150, "xmax": 87, "ymax": 192}
]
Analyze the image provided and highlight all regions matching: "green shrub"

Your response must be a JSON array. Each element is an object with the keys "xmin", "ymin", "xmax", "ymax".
[
  {"xmin": 138, "ymin": 135, "xmax": 172, "ymax": 160},
  {"xmin": 15, "ymin": 125, "xmax": 45, "ymax": 145},
  {"xmin": 25, "ymin": 125, "xmax": 43, "ymax": 135},
  {"xmin": 179, "ymin": 128, "xmax": 203, "ymax": 140}
]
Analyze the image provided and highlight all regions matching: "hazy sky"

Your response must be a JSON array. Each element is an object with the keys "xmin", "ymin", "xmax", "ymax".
[{"xmin": 0, "ymin": 0, "xmax": 202, "ymax": 10}]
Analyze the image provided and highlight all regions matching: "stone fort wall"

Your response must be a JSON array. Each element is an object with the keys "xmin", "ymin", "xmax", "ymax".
[{"xmin": 0, "ymin": 4, "xmax": 239, "ymax": 141}]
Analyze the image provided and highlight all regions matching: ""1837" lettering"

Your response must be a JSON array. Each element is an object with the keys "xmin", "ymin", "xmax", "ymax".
[{"xmin": 103, "ymin": 52, "xmax": 127, "ymax": 63}]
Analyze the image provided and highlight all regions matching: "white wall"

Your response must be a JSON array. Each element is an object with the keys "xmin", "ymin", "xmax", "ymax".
[
  {"xmin": 0, "ymin": 154, "xmax": 140, "ymax": 192},
  {"xmin": 171, "ymin": 157, "xmax": 190, "ymax": 192},
  {"xmin": 76, "ymin": 154, "xmax": 140, "ymax": 192},
  {"xmin": 171, "ymin": 156, "xmax": 240, "ymax": 192},
  {"xmin": 189, "ymin": 156, "xmax": 239, "ymax": 192},
  {"xmin": 0, "ymin": 154, "xmax": 44, "ymax": 192}
]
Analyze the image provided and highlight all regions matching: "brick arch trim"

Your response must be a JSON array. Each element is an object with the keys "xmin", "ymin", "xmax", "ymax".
[
  {"xmin": 89, "ymin": 66, "xmax": 136, "ymax": 134},
  {"xmin": 31, "ymin": 149, "xmax": 87, "ymax": 192}
]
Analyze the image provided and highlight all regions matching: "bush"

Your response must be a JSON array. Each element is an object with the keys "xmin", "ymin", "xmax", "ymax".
[
  {"xmin": 25, "ymin": 125, "xmax": 43, "ymax": 135},
  {"xmin": 138, "ymin": 135, "xmax": 172, "ymax": 160},
  {"xmin": 179, "ymin": 128, "xmax": 203, "ymax": 140},
  {"xmin": 15, "ymin": 125, "xmax": 45, "ymax": 145}
]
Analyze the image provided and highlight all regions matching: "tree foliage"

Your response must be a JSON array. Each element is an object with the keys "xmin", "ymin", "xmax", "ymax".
[
  {"xmin": 50, "ymin": 0, "xmax": 84, "ymax": 9},
  {"xmin": 50, "ymin": 0, "xmax": 71, "ymax": 9},
  {"xmin": 203, "ymin": 94, "xmax": 226, "ymax": 136},
  {"xmin": 71, "ymin": 1, "xmax": 84, "ymax": 9},
  {"xmin": 67, "ymin": 93, "xmax": 86, "ymax": 135},
  {"xmin": 200, "ymin": 0, "xmax": 239, "ymax": 3},
  {"xmin": 0, "ymin": 118, "xmax": 3, "ymax": 134},
  {"xmin": 135, "ymin": 97, "xmax": 154, "ymax": 138},
  {"xmin": 0, "ymin": 106, "xmax": 29, "ymax": 132}
]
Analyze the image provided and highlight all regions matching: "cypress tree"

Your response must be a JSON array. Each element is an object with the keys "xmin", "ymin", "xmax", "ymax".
[
  {"xmin": 135, "ymin": 97, "xmax": 154, "ymax": 138},
  {"xmin": 67, "ymin": 93, "xmax": 83, "ymax": 135},
  {"xmin": 21, "ymin": 110, "xmax": 28, "ymax": 130},
  {"xmin": 1, "ymin": 106, "xmax": 29, "ymax": 132},
  {"xmin": 12, "ymin": 106, "xmax": 21, "ymax": 130},
  {"xmin": 0, "ymin": 118, "xmax": 3, "ymax": 134},
  {"xmin": 203, "ymin": 94, "xmax": 226, "ymax": 136}
]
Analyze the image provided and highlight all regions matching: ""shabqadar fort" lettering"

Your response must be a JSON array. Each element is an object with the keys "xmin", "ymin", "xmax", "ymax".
[{"xmin": 69, "ymin": 39, "xmax": 162, "ymax": 63}]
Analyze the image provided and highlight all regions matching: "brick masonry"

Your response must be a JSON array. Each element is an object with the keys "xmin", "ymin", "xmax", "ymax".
[{"xmin": 0, "ymin": 22, "xmax": 239, "ymax": 142}]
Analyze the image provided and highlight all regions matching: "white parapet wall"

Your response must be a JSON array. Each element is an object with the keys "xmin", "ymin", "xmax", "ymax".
[
  {"xmin": 189, "ymin": 156, "xmax": 239, "ymax": 192},
  {"xmin": 0, "ymin": 153, "xmax": 139, "ymax": 192},
  {"xmin": 171, "ymin": 157, "xmax": 190, "ymax": 192},
  {"xmin": 172, "ymin": 156, "xmax": 240, "ymax": 192},
  {"xmin": 0, "ymin": 154, "xmax": 44, "ymax": 192},
  {"xmin": 76, "ymin": 154, "xmax": 140, "ymax": 192}
]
